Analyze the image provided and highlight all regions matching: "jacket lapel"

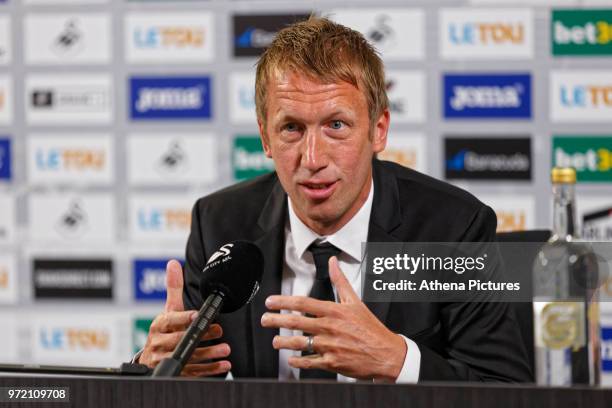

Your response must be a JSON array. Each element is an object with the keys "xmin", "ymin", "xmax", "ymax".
[
  {"xmin": 365, "ymin": 160, "xmax": 403, "ymax": 324},
  {"xmin": 250, "ymin": 180, "xmax": 286, "ymax": 378}
]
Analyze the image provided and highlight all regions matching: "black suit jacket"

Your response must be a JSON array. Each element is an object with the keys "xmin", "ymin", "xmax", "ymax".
[{"xmin": 183, "ymin": 159, "xmax": 533, "ymax": 382}]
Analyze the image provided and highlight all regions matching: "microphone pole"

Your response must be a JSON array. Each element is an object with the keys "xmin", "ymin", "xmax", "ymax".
[{"xmin": 152, "ymin": 290, "xmax": 226, "ymax": 377}]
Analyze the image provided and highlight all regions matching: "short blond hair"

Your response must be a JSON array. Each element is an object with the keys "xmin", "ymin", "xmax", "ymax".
[{"xmin": 255, "ymin": 16, "xmax": 388, "ymax": 127}]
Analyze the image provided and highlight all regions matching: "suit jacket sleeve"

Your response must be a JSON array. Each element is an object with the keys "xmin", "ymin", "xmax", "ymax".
[{"xmin": 416, "ymin": 205, "xmax": 533, "ymax": 382}]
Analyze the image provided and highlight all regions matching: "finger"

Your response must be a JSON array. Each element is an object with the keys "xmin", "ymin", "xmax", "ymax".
[
  {"xmin": 288, "ymin": 355, "xmax": 331, "ymax": 372},
  {"xmin": 329, "ymin": 256, "xmax": 359, "ymax": 304},
  {"xmin": 272, "ymin": 335, "xmax": 310, "ymax": 351},
  {"xmin": 181, "ymin": 360, "xmax": 232, "ymax": 377},
  {"xmin": 165, "ymin": 259, "xmax": 184, "ymax": 312},
  {"xmin": 152, "ymin": 323, "xmax": 223, "ymax": 350},
  {"xmin": 189, "ymin": 343, "xmax": 231, "ymax": 363},
  {"xmin": 202, "ymin": 323, "xmax": 223, "ymax": 341},
  {"xmin": 265, "ymin": 295, "xmax": 335, "ymax": 317},
  {"xmin": 261, "ymin": 312, "xmax": 321, "ymax": 333},
  {"xmin": 151, "ymin": 310, "xmax": 196, "ymax": 333}
]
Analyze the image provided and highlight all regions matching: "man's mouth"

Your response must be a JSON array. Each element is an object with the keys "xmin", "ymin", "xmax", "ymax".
[{"xmin": 298, "ymin": 180, "xmax": 338, "ymax": 200}]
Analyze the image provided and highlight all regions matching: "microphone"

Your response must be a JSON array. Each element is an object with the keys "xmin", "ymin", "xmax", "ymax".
[{"xmin": 152, "ymin": 241, "xmax": 263, "ymax": 377}]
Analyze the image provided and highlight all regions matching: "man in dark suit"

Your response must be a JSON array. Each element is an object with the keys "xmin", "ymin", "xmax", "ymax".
[{"xmin": 139, "ymin": 17, "xmax": 532, "ymax": 382}]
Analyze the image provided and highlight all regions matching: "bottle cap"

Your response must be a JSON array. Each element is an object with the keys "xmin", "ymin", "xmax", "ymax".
[{"xmin": 551, "ymin": 167, "xmax": 576, "ymax": 184}]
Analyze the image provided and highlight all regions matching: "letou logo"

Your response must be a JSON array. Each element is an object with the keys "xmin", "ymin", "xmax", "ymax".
[
  {"xmin": 33, "ymin": 258, "xmax": 113, "ymax": 299},
  {"xmin": 28, "ymin": 134, "xmax": 114, "ymax": 185},
  {"xmin": 378, "ymin": 133, "xmax": 426, "ymax": 173},
  {"xmin": 127, "ymin": 133, "xmax": 217, "ymax": 186},
  {"xmin": 28, "ymin": 193, "xmax": 115, "ymax": 242},
  {"xmin": 229, "ymin": 72, "xmax": 256, "ymax": 125},
  {"xmin": 329, "ymin": 9, "xmax": 424, "ymax": 61},
  {"xmin": 445, "ymin": 137, "xmax": 532, "ymax": 180},
  {"xmin": 26, "ymin": 74, "xmax": 113, "ymax": 125},
  {"xmin": 25, "ymin": 13, "xmax": 111, "ymax": 65},
  {"xmin": 133, "ymin": 258, "xmax": 183, "ymax": 301},
  {"xmin": 130, "ymin": 76, "xmax": 211, "ymax": 120},
  {"xmin": 0, "ymin": 16, "xmax": 11, "ymax": 65},
  {"xmin": 440, "ymin": 9, "xmax": 533, "ymax": 59},
  {"xmin": 552, "ymin": 9, "xmax": 612, "ymax": 56},
  {"xmin": 129, "ymin": 194, "xmax": 194, "ymax": 242},
  {"xmin": 233, "ymin": 136, "xmax": 274, "ymax": 181},
  {"xmin": 126, "ymin": 12, "xmax": 214, "ymax": 63},
  {"xmin": 552, "ymin": 136, "xmax": 612, "ymax": 182},
  {"xmin": 551, "ymin": 71, "xmax": 612, "ymax": 122},
  {"xmin": 385, "ymin": 71, "xmax": 425, "ymax": 124},
  {"xmin": 33, "ymin": 315, "xmax": 120, "ymax": 366},
  {"xmin": 0, "ymin": 138, "xmax": 11, "ymax": 181},
  {"xmin": 444, "ymin": 73, "xmax": 531, "ymax": 119},
  {"xmin": 233, "ymin": 14, "xmax": 310, "ymax": 57},
  {"xmin": 479, "ymin": 195, "xmax": 535, "ymax": 232},
  {"xmin": 0, "ymin": 75, "xmax": 13, "ymax": 125}
]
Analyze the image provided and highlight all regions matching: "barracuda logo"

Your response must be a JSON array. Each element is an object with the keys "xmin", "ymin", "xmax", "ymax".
[
  {"xmin": 130, "ymin": 76, "xmax": 211, "ymax": 120},
  {"xmin": 552, "ymin": 9, "xmax": 612, "ymax": 55},
  {"xmin": 233, "ymin": 14, "xmax": 310, "ymax": 57},
  {"xmin": 236, "ymin": 27, "xmax": 276, "ymax": 48},
  {"xmin": 447, "ymin": 150, "xmax": 530, "ymax": 172},
  {"xmin": 445, "ymin": 137, "xmax": 531, "ymax": 180},
  {"xmin": 552, "ymin": 136, "xmax": 612, "ymax": 182},
  {"xmin": 444, "ymin": 74, "xmax": 531, "ymax": 119}
]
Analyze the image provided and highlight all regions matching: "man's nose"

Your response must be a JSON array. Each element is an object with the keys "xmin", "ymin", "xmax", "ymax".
[{"xmin": 301, "ymin": 128, "xmax": 328, "ymax": 172}]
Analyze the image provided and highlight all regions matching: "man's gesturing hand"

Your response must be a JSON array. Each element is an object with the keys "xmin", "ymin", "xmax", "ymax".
[
  {"xmin": 139, "ymin": 260, "xmax": 232, "ymax": 377},
  {"xmin": 261, "ymin": 256, "xmax": 407, "ymax": 381}
]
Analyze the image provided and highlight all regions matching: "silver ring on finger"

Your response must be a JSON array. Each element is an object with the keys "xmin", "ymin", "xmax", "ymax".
[{"xmin": 305, "ymin": 335, "xmax": 315, "ymax": 354}]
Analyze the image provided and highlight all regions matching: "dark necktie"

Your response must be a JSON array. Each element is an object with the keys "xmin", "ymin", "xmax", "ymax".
[{"xmin": 300, "ymin": 242, "xmax": 341, "ymax": 380}]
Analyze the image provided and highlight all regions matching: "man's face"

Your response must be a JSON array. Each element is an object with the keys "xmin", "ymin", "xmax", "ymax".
[{"xmin": 258, "ymin": 71, "xmax": 389, "ymax": 234}]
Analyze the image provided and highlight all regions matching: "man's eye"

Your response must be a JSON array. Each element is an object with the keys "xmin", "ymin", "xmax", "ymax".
[
  {"xmin": 283, "ymin": 123, "xmax": 299, "ymax": 132},
  {"xmin": 330, "ymin": 120, "xmax": 344, "ymax": 130}
]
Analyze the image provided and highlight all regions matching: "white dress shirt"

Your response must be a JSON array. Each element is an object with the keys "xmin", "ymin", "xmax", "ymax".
[{"xmin": 279, "ymin": 179, "xmax": 421, "ymax": 383}]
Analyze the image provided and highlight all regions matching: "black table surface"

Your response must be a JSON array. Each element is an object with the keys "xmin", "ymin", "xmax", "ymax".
[{"xmin": 0, "ymin": 374, "xmax": 610, "ymax": 408}]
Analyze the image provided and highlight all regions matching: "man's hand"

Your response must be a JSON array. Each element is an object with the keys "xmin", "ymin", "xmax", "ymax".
[
  {"xmin": 139, "ymin": 260, "xmax": 232, "ymax": 377},
  {"xmin": 261, "ymin": 256, "xmax": 407, "ymax": 381}
]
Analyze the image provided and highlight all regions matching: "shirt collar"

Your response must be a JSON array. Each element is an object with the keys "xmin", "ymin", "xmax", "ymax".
[{"xmin": 287, "ymin": 178, "xmax": 374, "ymax": 262}]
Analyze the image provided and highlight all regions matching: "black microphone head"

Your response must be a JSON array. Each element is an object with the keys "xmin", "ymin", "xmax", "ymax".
[{"xmin": 200, "ymin": 241, "xmax": 264, "ymax": 313}]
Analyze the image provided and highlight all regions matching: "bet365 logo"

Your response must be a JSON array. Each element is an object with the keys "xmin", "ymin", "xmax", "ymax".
[
  {"xmin": 552, "ymin": 136, "xmax": 612, "ymax": 182},
  {"xmin": 232, "ymin": 136, "xmax": 274, "ymax": 181},
  {"xmin": 552, "ymin": 9, "xmax": 612, "ymax": 55}
]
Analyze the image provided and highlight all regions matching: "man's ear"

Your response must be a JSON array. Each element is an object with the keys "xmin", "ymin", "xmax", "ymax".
[
  {"xmin": 258, "ymin": 119, "xmax": 272, "ymax": 158},
  {"xmin": 372, "ymin": 109, "xmax": 390, "ymax": 154}
]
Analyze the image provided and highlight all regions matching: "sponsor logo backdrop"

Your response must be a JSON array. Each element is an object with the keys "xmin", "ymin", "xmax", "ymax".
[{"xmin": 0, "ymin": 0, "xmax": 611, "ymax": 371}]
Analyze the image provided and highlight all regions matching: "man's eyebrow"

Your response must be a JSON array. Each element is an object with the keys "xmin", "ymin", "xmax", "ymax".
[
  {"xmin": 271, "ymin": 112, "xmax": 302, "ymax": 124},
  {"xmin": 321, "ymin": 110, "xmax": 354, "ymax": 121}
]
